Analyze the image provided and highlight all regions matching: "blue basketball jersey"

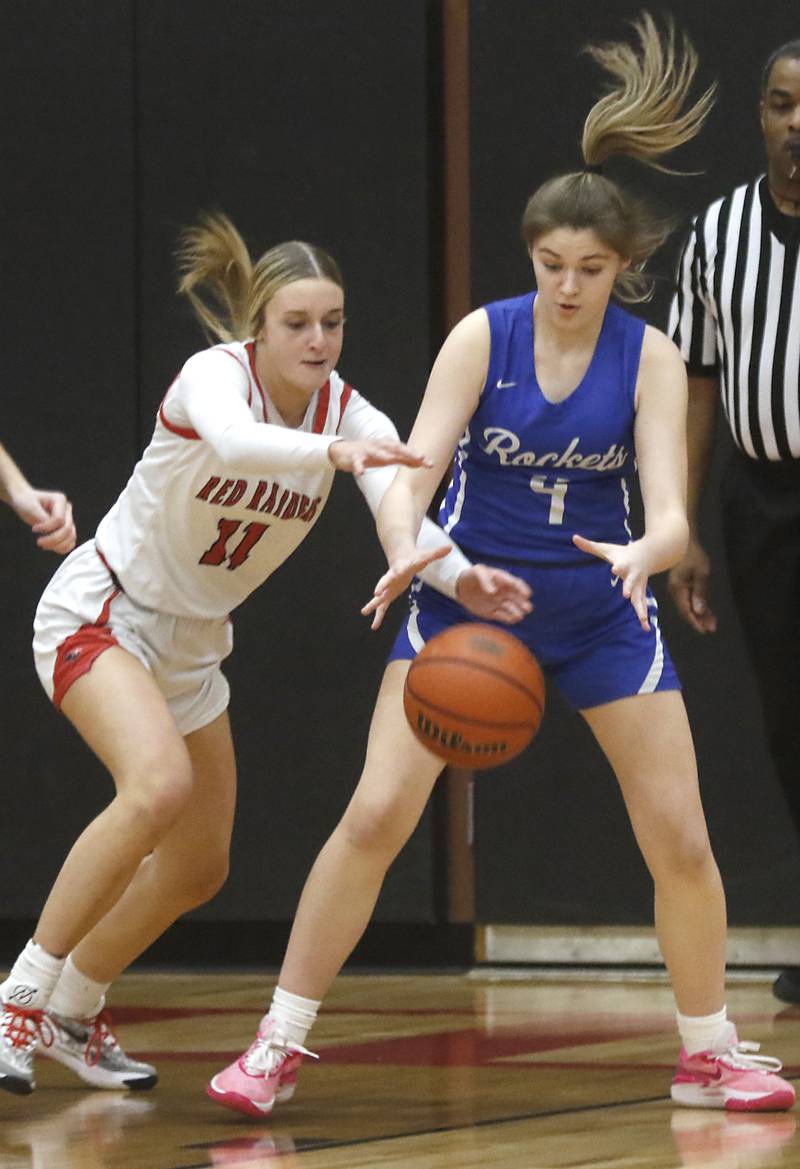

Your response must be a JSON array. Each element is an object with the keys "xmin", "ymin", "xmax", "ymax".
[{"xmin": 438, "ymin": 292, "xmax": 646, "ymax": 563}]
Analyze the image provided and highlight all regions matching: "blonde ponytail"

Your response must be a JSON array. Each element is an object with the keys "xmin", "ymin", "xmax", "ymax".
[
  {"xmin": 177, "ymin": 213, "xmax": 344, "ymax": 341},
  {"xmin": 177, "ymin": 212, "xmax": 254, "ymax": 342},
  {"xmin": 582, "ymin": 12, "xmax": 716, "ymax": 173},
  {"xmin": 522, "ymin": 13, "xmax": 715, "ymax": 303}
]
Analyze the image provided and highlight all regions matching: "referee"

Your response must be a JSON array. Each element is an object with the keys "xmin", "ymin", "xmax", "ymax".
[{"xmin": 668, "ymin": 39, "xmax": 800, "ymax": 1003}]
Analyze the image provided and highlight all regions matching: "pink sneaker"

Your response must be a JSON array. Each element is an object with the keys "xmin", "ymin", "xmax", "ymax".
[
  {"xmin": 206, "ymin": 1016, "xmax": 317, "ymax": 1119},
  {"xmin": 671, "ymin": 1025, "xmax": 795, "ymax": 1112}
]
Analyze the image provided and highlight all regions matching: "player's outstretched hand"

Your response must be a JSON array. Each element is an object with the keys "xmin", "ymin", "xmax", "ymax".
[
  {"xmin": 329, "ymin": 437, "xmax": 433, "ymax": 477},
  {"xmin": 13, "ymin": 487, "xmax": 76, "ymax": 555},
  {"xmin": 667, "ymin": 539, "xmax": 717, "ymax": 634},
  {"xmin": 456, "ymin": 564, "xmax": 533, "ymax": 624},
  {"xmin": 572, "ymin": 533, "xmax": 651, "ymax": 631},
  {"xmin": 361, "ymin": 545, "xmax": 451, "ymax": 631}
]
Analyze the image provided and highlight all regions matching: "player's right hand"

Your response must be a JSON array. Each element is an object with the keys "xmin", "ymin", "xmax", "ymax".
[
  {"xmin": 12, "ymin": 487, "xmax": 76, "ymax": 555},
  {"xmin": 361, "ymin": 545, "xmax": 451, "ymax": 631},
  {"xmin": 667, "ymin": 539, "xmax": 717, "ymax": 633},
  {"xmin": 456, "ymin": 565, "xmax": 533, "ymax": 624},
  {"xmin": 328, "ymin": 437, "xmax": 433, "ymax": 477}
]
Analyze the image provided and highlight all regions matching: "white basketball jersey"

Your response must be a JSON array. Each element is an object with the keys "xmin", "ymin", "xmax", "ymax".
[{"xmin": 96, "ymin": 341, "xmax": 386, "ymax": 618}]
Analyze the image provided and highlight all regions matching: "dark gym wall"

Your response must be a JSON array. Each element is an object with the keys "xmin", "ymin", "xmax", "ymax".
[
  {"xmin": 0, "ymin": 1, "xmax": 439, "ymax": 931},
  {"xmin": 0, "ymin": 2, "xmax": 137, "ymax": 915},
  {"xmin": 469, "ymin": 0, "xmax": 800, "ymax": 925}
]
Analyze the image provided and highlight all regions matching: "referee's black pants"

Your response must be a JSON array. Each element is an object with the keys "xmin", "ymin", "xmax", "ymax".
[{"xmin": 721, "ymin": 450, "xmax": 800, "ymax": 836}]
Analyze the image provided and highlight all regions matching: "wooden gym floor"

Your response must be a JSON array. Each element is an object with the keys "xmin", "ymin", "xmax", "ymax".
[{"xmin": 1, "ymin": 970, "xmax": 799, "ymax": 1169}]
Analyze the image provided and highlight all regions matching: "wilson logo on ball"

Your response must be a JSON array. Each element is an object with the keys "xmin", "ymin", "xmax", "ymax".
[{"xmin": 413, "ymin": 713, "xmax": 509, "ymax": 759}]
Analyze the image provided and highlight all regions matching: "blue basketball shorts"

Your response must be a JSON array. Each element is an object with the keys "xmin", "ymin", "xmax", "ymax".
[{"xmin": 387, "ymin": 556, "xmax": 680, "ymax": 711}]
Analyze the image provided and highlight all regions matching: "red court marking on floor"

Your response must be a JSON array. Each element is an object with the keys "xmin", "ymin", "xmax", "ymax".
[{"xmin": 132, "ymin": 1022, "xmax": 687, "ymax": 1069}]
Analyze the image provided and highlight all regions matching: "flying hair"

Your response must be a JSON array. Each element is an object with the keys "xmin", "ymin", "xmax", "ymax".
[
  {"xmin": 582, "ymin": 11, "xmax": 716, "ymax": 174},
  {"xmin": 176, "ymin": 212, "xmax": 343, "ymax": 342},
  {"xmin": 177, "ymin": 212, "xmax": 254, "ymax": 343},
  {"xmin": 522, "ymin": 13, "xmax": 716, "ymax": 303}
]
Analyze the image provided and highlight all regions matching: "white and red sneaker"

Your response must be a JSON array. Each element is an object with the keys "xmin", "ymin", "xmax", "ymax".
[
  {"xmin": 206, "ymin": 1016, "xmax": 317, "ymax": 1119},
  {"xmin": 0, "ymin": 1003, "xmax": 54, "ymax": 1095},
  {"xmin": 671, "ymin": 1025, "xmax": 795, "ymax": 1112},
  {"xmin": 41, "ymin": 1009, "xmax": 158, "ymax": 1090}
]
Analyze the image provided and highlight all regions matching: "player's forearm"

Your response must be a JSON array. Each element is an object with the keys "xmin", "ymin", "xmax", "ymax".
[
  {"xmin": 640, "ymin": 507, "xmax": 691, "ymax": 574},
  {"xmin": 685, "ymin": 375, "xmax": 719, "ymax": 537},
  {"xmin": 211, "ymin": 421, "xmax": 337, "ymax": 474},
  {"xmin": 0, "ymin": 443, "xmax": 31, "ymax": 507},
  {"xmin": 376, "ymin": 476, "xmax": 426, "ymax": 564},
  {"xmin": 356, "ymin": 465, "xmax": 469, "ymax": 598}
]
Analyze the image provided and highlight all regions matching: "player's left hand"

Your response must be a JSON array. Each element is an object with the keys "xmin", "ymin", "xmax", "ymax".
[
  {"xmin": 572, "ymin": 533, "xmax": 651, "ymax": 630},
  {"xmin": 456, "ymin": 564, "xmax": 533, "ymax": 624},
  {"xmin": 12, "ymin": 487, "xmax": 76, "ymax": 554},
  {"xmin": 361, "ymin": 545, "xmax": 451, "ymax": 631}
]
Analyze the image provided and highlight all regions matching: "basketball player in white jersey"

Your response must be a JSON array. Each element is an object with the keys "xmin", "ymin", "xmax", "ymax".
[{"xmin": 0, "ymin": 213, "xmax": 532, "ymax": 1097}]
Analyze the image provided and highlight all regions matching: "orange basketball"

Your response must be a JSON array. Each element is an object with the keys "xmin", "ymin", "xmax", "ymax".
[{"xmin": 403, "ymin": 623, "xmax": 545, "ymax": 770}]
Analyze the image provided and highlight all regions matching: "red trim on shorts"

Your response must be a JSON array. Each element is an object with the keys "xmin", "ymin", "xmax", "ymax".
[
  {"xmin": 336, "ymin": 383, "xmax": 353, "ymax": 433},
  {"xmin": 94, "ymin": 544, "xmax": 117, "ymax": 582},
  {"xmin": 52, "ymin": 589, "xmax": 122, "ymax": 709},
  {"xmin": 245, "ymin": 341, "xmax": 270, "ymax": 421},
  {"xmin": 312, "ymin": 380, "xmax": 331, "ymax": 434}
]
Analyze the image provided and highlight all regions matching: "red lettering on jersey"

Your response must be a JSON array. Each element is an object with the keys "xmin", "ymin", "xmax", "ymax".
[
  {"xmin": 210, "ymin": 479, "xmax": 237, "ymax": 504},
  {"xmin": 258, "ymin": 483, "xmax": 280, "ymax": 515},
  {"xmin": 274, "ymin": 489, "xmax": 290, "ymax": 517},
  {"xmin": 279, "ymin": 491, "xmax": 300, "ymax": 520},
  {"xmin": 199, "ymin": 518, "xmax": 242, "ymax": 566},
  {"xmin": 227, "ymin": 521, "xmax": 269, "ymax": 569},
  {"xmin": 200, "ymin": 518, "xmax": 270, "ymax": 570},
  {"xmin": 303, "ymin": 497, "xmax": 322, "ymax": 523},
  {"xmin": 296, "ymin": 494, "xmax": 312, "ymax": 520},
  {"xmin": 222, "ymin": 479, "xmax": 247, "ymax": 507},
  {"xmin": 246, "ymin": 481, "xmax": 269, "ymax": 510},
  {"xmin": 196, "ymin": 476, "xmax": 221, "ymax": 501}
]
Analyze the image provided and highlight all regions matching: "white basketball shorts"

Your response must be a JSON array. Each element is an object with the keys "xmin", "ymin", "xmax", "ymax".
[{"xmin": 33, "ymin": 541, "xmax": 233, "ymax": 736}]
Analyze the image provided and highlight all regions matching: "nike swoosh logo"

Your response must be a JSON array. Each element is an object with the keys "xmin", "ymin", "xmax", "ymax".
[{"xmin": 496, "ymin": 379, "xmax": 517, "ymax": 389}]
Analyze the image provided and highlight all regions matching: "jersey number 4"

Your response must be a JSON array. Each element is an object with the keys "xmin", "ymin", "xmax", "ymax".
[
  {"xmin": 200, "ymin": 519, "xmax": 269, "ymax": 570},
  {"xmin": 530, "ymin": 475, "xmax": 568, "ymax": 525}
]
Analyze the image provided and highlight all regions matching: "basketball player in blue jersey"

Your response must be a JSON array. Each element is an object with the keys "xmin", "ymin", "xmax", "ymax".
[{"xmin": 210, "ymin": 17, "xmax": 794, "ymax": 1115}]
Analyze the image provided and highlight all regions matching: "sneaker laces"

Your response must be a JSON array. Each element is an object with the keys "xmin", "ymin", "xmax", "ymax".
[
  {"xmin": 83, "ymin": 1010, "xmax": 119, "ymax": 1067},
  {"xmin": 243, "ymin": 1032, "xmax": 319, "ymax": 1078},
  {"xmin": 719, "ymin": 1040, "xmax": 784, "ymax": 1075},
  {"xmin": 1, "ymin": 1005, "xmax": 54, "ymax": 1052}
]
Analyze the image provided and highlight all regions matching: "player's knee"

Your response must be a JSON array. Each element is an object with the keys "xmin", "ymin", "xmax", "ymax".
[
  {"xmin": 341, "ymin": 793, "xmax": 415, "ymax": 860},
  {"xmin": 118, "ymin": 751, "xmax": 194, "ymax": 840},
  {"xmin": 173, "ymin": 850, "xmax": 230, "ymax": 910},
  {"xmin": 653, "ymin": 822, "xmax": 714, "ymax": 880}
]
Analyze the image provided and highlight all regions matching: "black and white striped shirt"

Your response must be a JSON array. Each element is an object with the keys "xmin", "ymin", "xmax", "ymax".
[{"xmin": 669, "ymin": 176, "xmax": 800, "ymax": 461}]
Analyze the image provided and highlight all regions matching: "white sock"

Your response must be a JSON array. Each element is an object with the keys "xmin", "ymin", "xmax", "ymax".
[
  {"xmin": 0, "ymin": 939, "xmax": 65, "ymax": 1011},
  {"xmin": 47, "ymin": 955, "xmax": 110, "ymax": 1021},
  {"xmin": 676, "ymin": 1005, "xmax": 730, "ymax": 1056},
  {"xmin": 268, "ymin": 986, "xmax": 320, "ymax": 1049}
]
